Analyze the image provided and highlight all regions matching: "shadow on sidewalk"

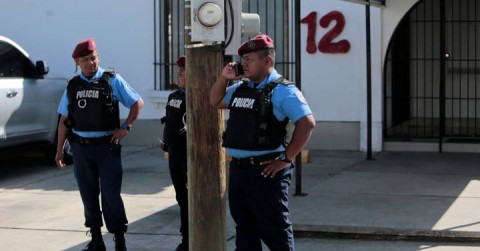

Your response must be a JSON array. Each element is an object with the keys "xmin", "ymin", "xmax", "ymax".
[{"xmin": 290, "ymin": 151, "xmax": 480, "ymax": 244}]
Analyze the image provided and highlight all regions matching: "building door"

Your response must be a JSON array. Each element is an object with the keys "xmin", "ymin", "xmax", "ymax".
[{"xmin": 384, "ymin": 0, "xmax": 480, "ymax": 151}]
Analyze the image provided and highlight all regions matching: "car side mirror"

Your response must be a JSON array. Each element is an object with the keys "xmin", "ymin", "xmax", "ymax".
[{"xmin": 35, "ymin": 60, "xmax": 49, "ymax": 77}]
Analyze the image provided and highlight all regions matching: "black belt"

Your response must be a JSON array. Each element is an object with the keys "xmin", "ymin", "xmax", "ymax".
[
  {"xmin": 70, "ymin": 134, "xmax": 112, "ymax": 144},
  {"xmin": 231, "ymin": 152, "xmax": 282, "ymax": 166}
]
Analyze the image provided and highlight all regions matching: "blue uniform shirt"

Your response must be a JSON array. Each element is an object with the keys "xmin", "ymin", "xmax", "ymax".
[
  {"xmin": 224, "ymin": 69, "xmax": 312, "ymax": 158},
  {"xmin": 57, "ymin": 67, "xmax": 141, "ymax": 138}
]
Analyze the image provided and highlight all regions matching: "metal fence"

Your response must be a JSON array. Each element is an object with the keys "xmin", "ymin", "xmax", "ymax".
[
  {"xmin": 384, "ymin": 0, "xmax": 480, "ymax": 143},
  {"xmin": 153, "ymin": 0, "xmax": 296, "ymax": 90}
]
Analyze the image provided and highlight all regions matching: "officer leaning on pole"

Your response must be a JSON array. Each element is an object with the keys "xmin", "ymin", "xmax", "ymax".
[
  {"xmin": 55, "ymin": 38, "xmax": 144, "ymax": 251},
  {"xmin": 210, "ymin": 34, "xmax": 316, "ymax": 250}
]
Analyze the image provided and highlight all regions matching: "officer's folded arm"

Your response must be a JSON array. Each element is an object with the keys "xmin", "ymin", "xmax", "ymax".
[
  {"xmin": 112, "ymin": 98, "xmax": 144, "ymax": 142},
  {"xmin": 123, "ymin": 98, "xmax": 144, "ymax": 129},
  {"xmin": 285, "ymin": 114, "xmax": 316, "ymax": 161}
]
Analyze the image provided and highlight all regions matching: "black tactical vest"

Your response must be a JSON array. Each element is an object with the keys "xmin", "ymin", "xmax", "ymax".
[
  {"xmin": 163, "ymin": 90, "xmax": 187, "ymax": 146},
  {"xmin": 222, "ymin": 78, "xmax": 291, "ymax": 150},
  {"xmin": 66, "ymin": 71, "xmax": 120, "ymax": 131}
]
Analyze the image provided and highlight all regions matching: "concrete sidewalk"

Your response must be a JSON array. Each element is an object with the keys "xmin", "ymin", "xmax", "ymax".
[
  {"xmin": 2, "ymin": 146, "xmax": 480, "ymax": 250},
  {"xmin": 290, "ymin": 150, "xmax": 480, "ymax": 242}
]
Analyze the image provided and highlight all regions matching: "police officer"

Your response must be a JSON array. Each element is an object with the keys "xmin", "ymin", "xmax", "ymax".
[
  {"xmin": 210, "ymin": 34, "xmax": 316, "ymax": 250},
  {"xmin": 160, "ymin": 55, "xmax": 189, "ymax": 251},
  {"xmin": 55, "ymin": 38, "xmax": 144, "ymax": 251}
]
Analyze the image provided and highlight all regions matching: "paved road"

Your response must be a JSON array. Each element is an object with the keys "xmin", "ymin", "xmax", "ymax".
[{"xmin": 1, "ymin": 147, "xmax": 480, "ymax": 250}]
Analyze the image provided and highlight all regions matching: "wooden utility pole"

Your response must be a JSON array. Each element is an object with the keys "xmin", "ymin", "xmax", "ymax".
[{"xmin": 184, "ymin": 1, "xmax": 227, "ymax": 250}]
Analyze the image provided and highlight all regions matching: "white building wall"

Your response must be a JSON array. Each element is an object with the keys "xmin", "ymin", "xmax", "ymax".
[
  {"xmin": 0, "ymin": 0, "xmax": 160, "ymax": 121},
  {"xmin": 0, "ymin": 0, "xmax": 423, "ymax": 150},
  {"xmin": 300, "ymin": 0, "xmax": 419, "ymax": 151},
  {"xmin": 301, "ymin": 1, "xmax": 365, "ymax": 122}
]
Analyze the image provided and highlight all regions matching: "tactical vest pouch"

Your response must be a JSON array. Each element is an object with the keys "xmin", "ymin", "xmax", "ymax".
[
  {"xmin": 222, "ymin": 78, "xmax": 291, "ymax": 150},
  {"xmin": 66, "ymin": 71, "xmax": 120, "ymax": 131}
]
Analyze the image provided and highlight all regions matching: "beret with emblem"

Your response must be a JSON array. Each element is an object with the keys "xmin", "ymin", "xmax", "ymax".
[
  {"xmin": 176, "ymin": 55, "xmax": 186, "ymax": 67},
  {"xmin": 72, "ymin": 38, "xmax": 96, "ymax": 58},
  {"xmin": 238, "ymin": 34, "xmax": 275, "ymax": 56}
]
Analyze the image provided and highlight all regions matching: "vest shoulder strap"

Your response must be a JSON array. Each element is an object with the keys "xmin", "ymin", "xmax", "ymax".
[
  {"xmin": 67, "ymin": 75, "xmax": 80, "ymax": 86},
  {"xmin": 264, "ymin": 77, "xmax": 292, "ymax": 94},
  {"xmin": 66, "ymin": 76, "xmax": 82, "ymax": 98},
  {"xmin": 101, "ymin": 70, "xmax": 116, "ymax": 82},
  {"xmin": 239, "ymin": 80, "xmax": 249, "ymax": 89},
  {"xmin": 271, "ymin": 77, "xmax": 293, "ymax": 86}
]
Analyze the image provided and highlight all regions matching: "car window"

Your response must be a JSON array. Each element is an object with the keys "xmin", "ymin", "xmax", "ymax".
[{"xmin": 0, "ymin": 41, "xmax": 36, "ymax": 78}]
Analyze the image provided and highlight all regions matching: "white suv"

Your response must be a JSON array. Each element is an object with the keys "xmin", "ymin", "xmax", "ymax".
[{"xmin": 0, "ymin": 35, "xmax": 71, "ymax": 164}]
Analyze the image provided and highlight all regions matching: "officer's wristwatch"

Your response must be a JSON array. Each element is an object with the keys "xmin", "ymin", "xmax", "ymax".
[
  {"xmin": 121, "ymin": 122, "xmax": 131, "ymax": 132},
  {"xmin": 276, "ymin": 151, "xmax": 292, "ymax": 164}
]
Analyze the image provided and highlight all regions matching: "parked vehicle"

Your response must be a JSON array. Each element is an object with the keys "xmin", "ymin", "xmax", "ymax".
[{"xmin": 0, "ymin": 35, "xmax": 72, "ymax": 164}]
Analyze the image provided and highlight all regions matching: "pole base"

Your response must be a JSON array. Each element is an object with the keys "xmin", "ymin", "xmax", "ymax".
[{"xmin": 293, "ymin": 192, "xmax": 308, "ymax": 197}]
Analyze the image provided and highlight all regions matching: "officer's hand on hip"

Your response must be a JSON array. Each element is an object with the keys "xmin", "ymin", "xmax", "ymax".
[
  {"xmin": 110, "ymin": 128, "xmax": 129, "ymax": 144},
  {"xmin": 259, "ymin": 160, "xmax": 290, "ymax": 178}
]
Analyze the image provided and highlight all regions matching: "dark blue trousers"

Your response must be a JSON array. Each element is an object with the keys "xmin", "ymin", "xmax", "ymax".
[
  {"xmin": 71, "ymin": 141, "xmax": 128, "ymax": 233},
  {"xmin": 229, "ymin": 161, "xmax": 295, "ymax": 251},
  {"xmin": 168, "ymin": 144, "xmax": 189, "ymax": 244}
]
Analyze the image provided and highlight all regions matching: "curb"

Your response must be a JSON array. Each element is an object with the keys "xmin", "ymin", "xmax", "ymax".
[{"xmin": 293, "ymin": 224, "xmax": 480, "ymax": 242}]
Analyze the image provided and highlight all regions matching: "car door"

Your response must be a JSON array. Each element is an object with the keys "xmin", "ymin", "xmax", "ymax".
[{"xmin": 0, "ymin": 40, "xmax": 46, "ymax": 146}]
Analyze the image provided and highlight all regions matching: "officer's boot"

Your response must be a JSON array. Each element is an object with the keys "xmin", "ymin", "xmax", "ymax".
[
  {"xmin": 114, "ymin": 231, "xmax": 127, "ymax": 251},
  {"xmin": 82, "ymin": 227, "xmax": 106, "ymax": 251}
]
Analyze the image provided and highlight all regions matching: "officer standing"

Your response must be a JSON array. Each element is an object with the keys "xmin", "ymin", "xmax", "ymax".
[
  {"xmin": 55, "ymin": 38, "xmax": 144, "ymax": 251},
  {"xmin": 210, "ymin": 34, "xmax": 315, "ymax": 250},
  {"xmin": 160, "ymin": 55, "xmax": 189, "ymax": 251}
]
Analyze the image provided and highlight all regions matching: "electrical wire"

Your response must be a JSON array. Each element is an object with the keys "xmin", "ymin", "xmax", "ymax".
[
  {"xmin": 204, "ymin": 0, "xmax": 235, "ymax": 52},
  {"xmin": 224, "ymin": 0, "xmax": 235, "ymax": 48}
]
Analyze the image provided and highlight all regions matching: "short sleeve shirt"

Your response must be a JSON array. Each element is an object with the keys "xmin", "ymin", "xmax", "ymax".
[
  {"xmin": 224, "ymin": 69, "xmax": 312, "ymax": 158},
  {"xmin": 57, "ymin": 67, "xmax": 141, "ymax": 138}
]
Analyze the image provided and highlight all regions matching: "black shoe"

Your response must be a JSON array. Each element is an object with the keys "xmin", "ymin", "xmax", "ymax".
[
  {"xmin": 82, "ymin": 228, "xmax": 106, "ymax": 251},
  {"xmin": 175, "ymin": 243, "xmax": 188, "ymax": 251},
  {"xmin": 114, "ymin": 232, "xmax": 127, "ymax": 251}
]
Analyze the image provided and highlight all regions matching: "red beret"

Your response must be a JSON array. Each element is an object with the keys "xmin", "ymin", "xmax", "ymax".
[
  {"xmin": 238, "ymin": 34, "xmax": 275, "ymax": 56},
  {"xmin": 72, "ymin": 38, "xmax": 96, "ymax": 58},
  {"xmin": 176, "ymin": 55, "xmax": 186, "ymax": 67}
]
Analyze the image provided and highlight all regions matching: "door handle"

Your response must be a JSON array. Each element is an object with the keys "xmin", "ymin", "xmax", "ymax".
[{"xmin": 6, "ymin": 91, "xmax": 18, "ymax": 98}]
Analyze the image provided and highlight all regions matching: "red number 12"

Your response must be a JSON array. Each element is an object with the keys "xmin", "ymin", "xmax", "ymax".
[{"xmin": 301, "ymin": 11, "xmax": 351, "ymax": 54}]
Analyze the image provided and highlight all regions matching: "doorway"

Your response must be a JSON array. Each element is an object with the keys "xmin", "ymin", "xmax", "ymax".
[{"xmin": 384, "ymin": 0, "xmax": 480, "ymax": 151}]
